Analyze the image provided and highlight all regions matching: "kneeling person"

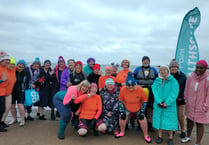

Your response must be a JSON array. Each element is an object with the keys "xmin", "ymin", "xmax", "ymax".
[{"xmin": 74, "ymin": 83, "xmax": 106, "ymax": 136}]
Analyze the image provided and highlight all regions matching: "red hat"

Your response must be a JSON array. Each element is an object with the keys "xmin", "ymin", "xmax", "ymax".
[
  {"xmin": 75, "ymin": 61, "xmax": 83, "ymax": 67},
  {"xmin": 196, "ymin": 60, "xmax": 208, "ymax": 68},
  {"xmin": 58, "ymin": 56, "xmax": 65, "ymax": 64},
  {"xmin": 93, "ymin": 64, "xmax": 100, "ymax": 71}
]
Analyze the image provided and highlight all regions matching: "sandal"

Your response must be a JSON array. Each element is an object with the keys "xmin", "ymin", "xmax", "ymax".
[
  {"xmin": 144, "ymin": 135, "xmax": 152, "ymax": 143},
  {"xmin": 115, "ymin": 132, "xmax": 125, "ymax": 138}
]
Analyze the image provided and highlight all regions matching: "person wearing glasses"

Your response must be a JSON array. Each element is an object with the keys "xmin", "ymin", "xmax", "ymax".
[
  {"xmin": 115, "ymin": 72, "xmax": 152, "ymax": 144},
  {"xmin": 181, "ymin": 60, "xmax": 209, "ymax": 145}
]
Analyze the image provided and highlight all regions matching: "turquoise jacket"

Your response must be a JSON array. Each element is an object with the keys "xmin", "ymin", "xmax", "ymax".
[
  {"xmin": 84, "ymin": 65, "xmax": 93, "ymax": 76},
  {"xmin": 152, "ymin": 75, "xmax": 179, "ymax": 131}
]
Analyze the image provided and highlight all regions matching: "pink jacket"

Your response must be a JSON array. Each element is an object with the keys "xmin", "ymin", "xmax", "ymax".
[
  {"xmin": 184, "ymin": 71, "xmax": 209, "ymax": 124},
  {"xmin": 63, "ymin": 85, "xmax": 83, "ymax": 105}
]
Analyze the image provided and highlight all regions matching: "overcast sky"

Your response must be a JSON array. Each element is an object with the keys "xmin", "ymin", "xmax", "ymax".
[{"xmin": 0, "ymin": 0, "xmax": 208, "ymax": 66}]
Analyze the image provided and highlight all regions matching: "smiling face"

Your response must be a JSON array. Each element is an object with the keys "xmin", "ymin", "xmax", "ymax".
[
  {"xmin": 142, "ymin": 59, "xmax": 150, "ymax": 67},
  {"xmin": 122, "ymin": 60, "xmax": 129, "ymax": 69},
  {"xmin": 106, "ymin": 84, "xmax": 114, "ymax": 91},
  {"xmin": 160, "ymin": 67, "xmax": 169, "ymax": 78},
  {"xmin": 90, "ymin": 86, "xmax": 97, "ymax": 95},
  {"xmin": 58, "ymin": 61, "xmax": 65, "ymax": 68},
  {"xmin": 80, "ymin": 85, "xmax": 89, "ymax": 93},
  {"xmin": 8, "ymin": 63, "xmax": 15, "ymax": 70},
  {"xmin": 44, "ymin": 62, "xmax": 51, "ymax": 69},
  {"xmin": 105, "ymin": 69, "xmax": 112, "ymax": 76},
  {"xmin": 17, "ymin": 63, "xmax": 24, "ymax": 72},
  {"xmin": 170, "ymin": 66, "xmax": 178, "ymax": 74},
  {"xmin": 88, "ymin": 60, "xmax": 94, "ymax": 68},
  {"xmin": 75, "ymin": 64, "xmax": 82, "ymax": 73},
  {"xmin": 195, "ymin": 64, "xmax": 206, "ymax": 76},
  {"xmin": 0, "ymin": 59, "xmax": 10, "ymax": 66}
]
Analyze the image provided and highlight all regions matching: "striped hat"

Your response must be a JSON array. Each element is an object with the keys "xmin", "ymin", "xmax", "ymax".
[{"xmin": 0, "ymin": 51, "xmax": 10, "ymax": 62}]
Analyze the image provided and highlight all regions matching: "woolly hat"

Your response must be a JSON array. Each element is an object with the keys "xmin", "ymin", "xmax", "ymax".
[
  {"xmin": 32, "ymin": 57, "xmax": 41, "ymax": 65},
  {"xmin": 196, "ymin": 60, "xmax": 208, "ymax": 68},
  {"xmin": 90, "ymin": 83, "xmax": 98, "ymax": 89},
  {"xmin": 10, "ymin": 57, "xmax": 16, "ymax": 65},
  {"xmin": 105, "ymin": 66, "xmax": 112, "ymax": 71},
  {"xmin": 126, "ymin": 72, "xmax": 136, "ymax": 86},
  {"xmin": 105, "ymin": 78, "xmax": 115, "ymax": 86},
  {"xmin": 17, "ymin": 59, "xmax": 26, "ymax": 67},
  {"xmin": 75, "ymin": 61, "xmax": 83, "ymax": 67},
  {"xmin": 142, "ymin": 56, "xmax": 150, "ymax": 62},
  {"xmin": 160, "ymin": 65, "xmax": 169, "ymax": 71},
  {"xmin": 169, "ymin": 59, "xmax": 179, "ymax": 67},
  {"xmin": 87, "ymin": 57, "xmax": 95, "ymax": 64},
  {"xmin": 93, "ymin": 64, "xmax": 100, "ymax": 71},
  {"xmin": 111, "ymin": 62, "xmax": 119, "ymax": 69},
  {"xmin": 58, "ymin": 56, "xmax": 65, "ymax": 63},
  {"xmin": 44, "ymin": 59, "xmax": 51, "ymax": 65},
  {"xmin": 0, "ymin": 51, "xmax": 10, "ymax": 62}
]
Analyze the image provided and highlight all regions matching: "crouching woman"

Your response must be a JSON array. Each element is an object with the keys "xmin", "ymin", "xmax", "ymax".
[
  {"xmin": 74, "ymin": 83, "xmax": 106, "ymax": 136},
  {"xmin": 53, "ymin": 80, "xmax": 90, "ymax": 139},
  {"xmin": 116, "ymin": 72, "xmax": 152, "ymax": 144}
]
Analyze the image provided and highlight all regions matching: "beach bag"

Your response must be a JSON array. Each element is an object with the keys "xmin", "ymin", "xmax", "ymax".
[{"xmin": 24, "ymin": 86, "xmax": 40, "ymax": 106}]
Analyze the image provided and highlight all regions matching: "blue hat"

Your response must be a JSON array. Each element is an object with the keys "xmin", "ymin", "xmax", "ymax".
[
  {"xmin": 126, "ymin": 72, "xmax": 136, "ymax": 86},
  {"xmin": 87, "ymin": 57, "xmax": 95, "ymax": 64},
  {"xmin": 32, "ymin": 57, "xmax": 41, "ymax": 65},
  {"xmin": 17, "ymin": 59, "xmax": 26, "ymax": 67}
]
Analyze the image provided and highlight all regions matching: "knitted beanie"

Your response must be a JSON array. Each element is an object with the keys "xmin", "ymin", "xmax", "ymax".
[
  {"xmin": 0, "ymin": 51, "xmax": 10, "ymax": 61},
  {"xmin": 196, "ymin": 60, "xmax": 208, "ymax": 68},
  {"xmin": 87, "ymin": 57, "xmax": 95, "ymax": 64},
  {"xmin": 169, "ymin": 59, "xmax": 179, "ymax": 67},
  {"xmin": 75, "ymin": 61, "xmax": 83, "ymax": 67},
  {"xmin": 58, "ymin": 56, "xmax": 65, "ymax": 64},
  {"xmin": 126, "ymin": 72, "xmax": 136, "ymax": 85},
  {"xmin": 10, "ymin": 57, "xmax": 16, "ymax": 65},
  {"xmin": 17, "ymin": 59, "xmax": 26, "ymax": 67},
  {"xmin": 32, "ymin": 57, "xmax": 41, "ymax": 65},
  {"xmin": 142, "ymin": 56, "xmax": 150, "ymax": 62},
  {"xmin": 44, "ymin": 59, "xmax": 51, "ymax": 65},
  {"xmin": 93, "ymin": 64, "xmax": 100, "ymax": 71},
  {"xmin": 90, "ymin": 83, "xmax": 98, "ymax": 89},
  {"xmin": 105, "ymin": 78, "xmax": 115, "ymax": 86}
]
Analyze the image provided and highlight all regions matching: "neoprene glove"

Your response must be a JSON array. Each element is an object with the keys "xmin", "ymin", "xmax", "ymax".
[
  {"xmin": 137, "ymin": 111, "xmax": 145, "ymax": 120},
  {"xmin": 120, "ymin": 112, "xmax": 126, "ymax": 120}
]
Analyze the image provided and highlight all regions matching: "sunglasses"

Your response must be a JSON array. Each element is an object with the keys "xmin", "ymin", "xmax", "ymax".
[{"xmin": 127, "ymin": 84, "xmax": 135, "ymax": 87}]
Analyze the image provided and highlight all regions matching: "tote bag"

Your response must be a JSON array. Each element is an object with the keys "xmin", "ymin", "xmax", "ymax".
[{"xmin": 24, "ymin": 86, "xmax": 40, "ymax": 106}]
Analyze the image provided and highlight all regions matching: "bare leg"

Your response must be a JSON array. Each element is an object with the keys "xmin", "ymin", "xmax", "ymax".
[
  {"xmin": 168, "ymin": 130, "xmax": 173, "ymax": 139},
  {"xmin": 138, "ymin": 117, "xmax": 148, "ymax": 136},
  {"xmin": 10, "ymin": 104, "xmax": 17, "ymax": 122},
  {"xmin": 1, "ymin": 95, "xmax": 12, "ymax": 122},
  {"xmin": 196, "ymin": 122, "xmax": 204, "ymax": 145},
  {"xmin": 186, "ymin": 118, "xmax": 194, "ymax": 137},
  {"xmin": 18, "ymin": 104, "xmax": 25, "ymax": 124},
  {"xmin": 158, "ymin": 129, "xmax": 162, "ymax": 138},
  {"xmin": 119, "ymin": 116, "xmax": 129, "ymax": 134},
  {"xmin": 177, "ymin": 105, "xmax": 186, "ymax": 133}
]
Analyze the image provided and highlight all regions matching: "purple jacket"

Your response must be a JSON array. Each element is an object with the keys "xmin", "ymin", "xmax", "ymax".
[
  {"xmin": 60, "ymin": 67, "xmax": 71, "ymax": 91},
  {"xmin": 184, "ymin": 71, "xmax": 209, "ymax": 124}
]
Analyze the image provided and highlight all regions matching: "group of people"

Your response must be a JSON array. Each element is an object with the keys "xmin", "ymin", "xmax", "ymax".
[{"xmin": 0, "ymin": 51, "xmax": 209, "ymax": 145}]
